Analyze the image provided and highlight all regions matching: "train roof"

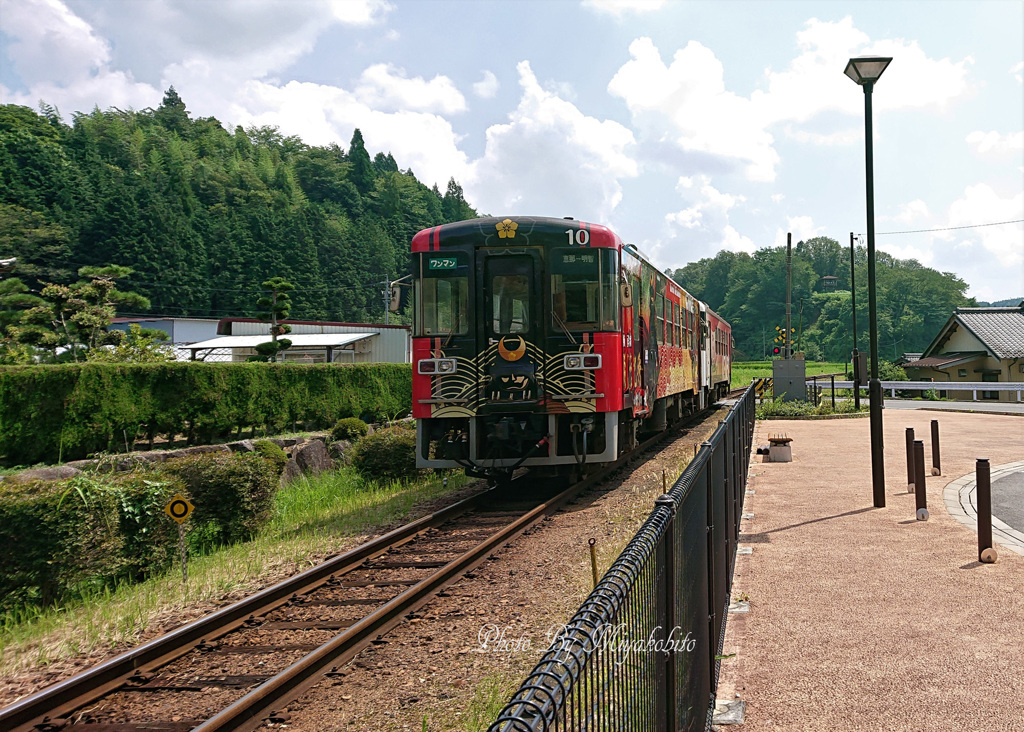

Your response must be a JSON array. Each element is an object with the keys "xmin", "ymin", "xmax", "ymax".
[{"xmin": 412, "ymin": 216, "xmax": 624, "ymax": 252}]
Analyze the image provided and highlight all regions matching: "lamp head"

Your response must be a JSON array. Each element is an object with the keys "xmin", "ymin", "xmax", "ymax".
[{"xmin": 844, "ymin": 56, "xmax": 893, "ymax": 85}]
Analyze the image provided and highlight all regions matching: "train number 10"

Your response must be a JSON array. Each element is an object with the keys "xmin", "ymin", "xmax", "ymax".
[{"xmin": 565, "ymin": 229, "xmax": 590, "ymax": 246}]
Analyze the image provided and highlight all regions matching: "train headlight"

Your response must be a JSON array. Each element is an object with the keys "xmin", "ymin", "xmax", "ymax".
[
  {"xmin": 564, "ymin": 354, "xmax": 601, "ymax": 370},
  {"xmin": 418, "ymin": 358, "xmax": 457, "ymax": 374}
]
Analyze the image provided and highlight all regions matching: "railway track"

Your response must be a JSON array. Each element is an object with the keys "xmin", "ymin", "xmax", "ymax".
[{"xmin": 1, "ymin": 406, "xmax": 727, "ymax": 732}]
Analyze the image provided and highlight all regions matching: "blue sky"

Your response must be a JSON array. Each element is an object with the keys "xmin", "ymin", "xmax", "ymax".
[{"xmin": 2, "ymin": 0, "xmax": 1021, "ymax": 301}]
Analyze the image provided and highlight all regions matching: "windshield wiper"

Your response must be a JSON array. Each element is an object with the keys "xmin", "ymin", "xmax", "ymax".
[{"xmin": 551, "ymin": 308, "xmax": 577, "ymax": 345}]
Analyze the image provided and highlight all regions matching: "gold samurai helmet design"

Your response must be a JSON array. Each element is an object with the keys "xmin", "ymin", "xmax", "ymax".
[{"xmin": 497, "ymin": 335, "xmax": 526, "ymax": 361}]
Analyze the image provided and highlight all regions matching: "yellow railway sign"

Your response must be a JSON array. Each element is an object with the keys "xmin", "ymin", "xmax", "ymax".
[{"xmin": 164, "ymin": 494, "xmax": 195, "ymax": 524}]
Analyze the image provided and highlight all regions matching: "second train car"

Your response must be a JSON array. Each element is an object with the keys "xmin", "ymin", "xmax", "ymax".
[{"xmin": 409, "ymin": 216, "xmax": 731, "ymax": 479}]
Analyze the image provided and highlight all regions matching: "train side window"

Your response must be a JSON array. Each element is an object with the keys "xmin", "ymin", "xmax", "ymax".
[
  {"xmin": 419, "ymin": 276, "xmax": 468, "ymax": 336},
  {"xmin": 655, "ymin": 293, "xmax": 665, "ymax": 345}
]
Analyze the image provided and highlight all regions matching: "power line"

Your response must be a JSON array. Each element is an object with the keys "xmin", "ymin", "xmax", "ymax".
[{"xmin": 859, "ymin": 218, "xmax": 1024, "ymax": 237}]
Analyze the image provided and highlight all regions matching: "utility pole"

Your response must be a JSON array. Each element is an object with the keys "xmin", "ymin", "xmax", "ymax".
[{"xmin": 380, "ymin": 274, "xmax": 391, "ymax": 325}]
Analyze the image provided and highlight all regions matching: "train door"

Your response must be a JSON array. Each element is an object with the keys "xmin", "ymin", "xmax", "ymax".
[
  {"xmin": 477, "ymin": 250, "xmax": 543, "ymax": 406},
  {"xmin": 698, "ymin": 303, "xmax": 711, "ymax": 409}
]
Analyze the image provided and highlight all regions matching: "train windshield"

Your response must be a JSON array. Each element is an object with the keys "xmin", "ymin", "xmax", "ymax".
[
  {"xmin": 550, "ymin": 248, "xmax": 618, "ymax": 331},
  {"xmin": 417, "ymin": 254, "xmax": 469, "ymax": 336}
]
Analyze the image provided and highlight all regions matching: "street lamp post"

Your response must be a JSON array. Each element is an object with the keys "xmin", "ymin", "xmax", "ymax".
[{"xmin": 845, "ymin": 55, "xmax": 892, "ymax": 509}]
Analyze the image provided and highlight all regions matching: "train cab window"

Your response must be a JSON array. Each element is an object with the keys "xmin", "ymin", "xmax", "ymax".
[
  {"xmin": 492, "ymin": 275, "xmax": 530, "ymax": 334},
  {"xmin": 487, "ymin": 255, "xmax": 533, "ymax": 335},
  {"xmin": 551, "ymin": 249, "xmax": 618, "ymax": 332},
  {"xmin": 418, "ymin": 255, "xmax": 469, "ymax": 337}
]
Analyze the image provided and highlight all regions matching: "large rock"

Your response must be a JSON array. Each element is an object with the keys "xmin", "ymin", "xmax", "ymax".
[
  {"xmin": 7, "ymin": 465, "xmax": 82, "ymax": 484},
  {"xmin": 227, "ymin": 439, "xmax": 256, "ymax": 453},
  {"xmin": 280, "ymin": 458, "xmax": 303, "ymax": 485},
  {"xmin": 269, "ymin": 438, "xmax": 299, "ymax": 448},
  {"xmin": 294, "ymin": 440, "xmax": 334, "ymax": 476},
  {"xmin": 328, "ymin": 440, "xmax": 354, "ymax": 465}
]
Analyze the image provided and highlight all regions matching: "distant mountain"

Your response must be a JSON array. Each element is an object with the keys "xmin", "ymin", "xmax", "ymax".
[{"xmin": 976, "ymin": 298, "xmax": 1024, "ymax": 307}]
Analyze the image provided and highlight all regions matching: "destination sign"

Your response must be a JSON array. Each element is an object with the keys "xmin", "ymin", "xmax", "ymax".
[{"xmin": 428, "ymin": 257, "xmax": 458, "ymax": 270}]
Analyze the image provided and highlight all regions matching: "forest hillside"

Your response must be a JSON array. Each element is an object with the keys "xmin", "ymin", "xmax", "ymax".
[{"xmin": 0, "ymin": 88, "xmax": 476, "ymax": 324}]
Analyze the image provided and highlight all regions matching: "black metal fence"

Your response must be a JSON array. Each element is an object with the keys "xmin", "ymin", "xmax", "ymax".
[{"xmin": 488, "ymin": 386, "xmax": 756, "ymax": 732}]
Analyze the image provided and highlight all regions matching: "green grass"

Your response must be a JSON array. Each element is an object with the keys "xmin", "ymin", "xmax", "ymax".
[
  {"xmin": 731, "ymin": 360, "xmax": 848, "ymax": 390},
  {"xmin": 458, "ymin": 672, "xmax": 521, "ymax": 732},
  {"xmin": 0, "ymin": 466, "xmax": 467, "ymax": 676},
  {"xmin": 755, "ymin": 395, "xmax": 869, "ymax": 419}
]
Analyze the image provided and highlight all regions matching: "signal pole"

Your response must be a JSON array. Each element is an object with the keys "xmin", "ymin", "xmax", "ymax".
[{"xmin": 785, "ymin": 233, "xmax": 792, "ymax": 359}]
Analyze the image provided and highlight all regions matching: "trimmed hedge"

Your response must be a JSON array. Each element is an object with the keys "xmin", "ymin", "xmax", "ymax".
[
  {"xmin": 351, "ymin": 424, "xmax": 420, "ymax": 483},
  {"xmin": 331, "ymin": 417, "xmax": 370, "ymax": 442},
  {"xmin": 0, "ymin": 362, "xmax": 411, "ymax": 464},
  {"xmin": 0, "ymin": 451, "xmax": 281, "ymax": 613},
  {"xmin": 0, "ymin": 473, "xmax": 184, "ymax": 610},
  {"xmin": 160, "ymin": 452, "xmax": 278, "ymax": 549}
]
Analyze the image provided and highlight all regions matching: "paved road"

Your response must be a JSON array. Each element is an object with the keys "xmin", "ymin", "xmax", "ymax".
[
  {"xmin": 883, "ymin": 398, "xmax": 1024, "ymax": 414},
  {"xmin": 993, "ymin": 468, "xmax": 1024, "ymax": 535}
]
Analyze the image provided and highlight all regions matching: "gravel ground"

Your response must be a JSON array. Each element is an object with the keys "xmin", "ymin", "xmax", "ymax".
[{"xmin": 719, "ymin": 411, "xmax": 1024, "ymax": 731}]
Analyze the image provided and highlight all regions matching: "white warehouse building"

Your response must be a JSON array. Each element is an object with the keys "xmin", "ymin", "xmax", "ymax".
[{"xmin": 187, "ymin": 318, "xmax": 411, "ymax": 364}]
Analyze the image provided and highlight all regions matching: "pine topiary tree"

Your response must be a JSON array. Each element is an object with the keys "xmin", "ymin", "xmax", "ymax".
[{"xmin": 251, "ymin": 276, "xmax": 294, "ymax": 363}]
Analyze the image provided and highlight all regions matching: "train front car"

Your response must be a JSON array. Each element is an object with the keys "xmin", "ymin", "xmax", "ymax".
[{"xmin": 411, "ymin": 217, "xmax": 624, "ymax": 479}]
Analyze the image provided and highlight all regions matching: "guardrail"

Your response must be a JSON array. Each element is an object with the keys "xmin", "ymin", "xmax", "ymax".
[
  {"xmin": 807, "ymin": 379, "xmax": 1023, "ymax": 402},
  {"xmin": 487, "ymin": 386, "xmax": 756, "ymax": 732}
]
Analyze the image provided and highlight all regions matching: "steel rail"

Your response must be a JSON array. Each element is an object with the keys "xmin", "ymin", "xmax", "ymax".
[
  {"xmin": 195, "ymin": 414, "xmax": 711, "ymax": 731},
  {"xmin": 0, "ymin": 483, "xmax": 497, "ymax": 731},
  {"xmin": 195, "ymin": 476, "xmax": 589, "ymax": 731}
]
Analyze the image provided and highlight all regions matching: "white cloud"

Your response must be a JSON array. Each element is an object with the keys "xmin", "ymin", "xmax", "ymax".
[
  {"xmin": 784, "ymin": 125, "xmax": 860, "ymax": 146},
  {"xmin": 465, "ymin": 61, "xmax": 637, "ymax": 220},
  {"xmin": 608, "ymin": 38, "xmax": 779, "ymax": 182},
  {"xmin": 327, "ymin": 0, "xmax": 394, "ymax": 26},
  {"xmin": 773, "ymin": 216, "xmax": 824, "ymax": 247},
  {"xmin": 0, "ymin": 0, "xmax": 110, "ymax": 87},
  {"xmin": 354, "ymin": 63, "xmax": 466, "ymax": 114},
  {"xmin": 607, "ymin": 19, "xmax": 975, "ymax": 185},
  {"xmin": 0, "ymin": 0, "xmax": 158, "ymax": 112},
  {"xmin": 1011, "ymin": 61, "xmax": 1023, "ymax": 83},
  {"xmin": 966, "ymin": 130, "xmax": 1024, "ymax": 156},
  {"xmin": 1, "ymin": 0, "xmax": 396, "ymax": 115},
  {"xmin": 653, "ymin": 175, "xmax": 754, "ymax": 266},
  {"xmin": 581, "ymin": 0, "xmax": 665, "ymax": 16},
  {"xmin": 943, "ymin": 184, "xmax": 1024, "ymax": 269},
  {"xmin": 473, "ymin": 70, "xmax": 499, "ymax": 99},
  {"xmin": 892, "ymin": 199, "xmax": 930, "ymax": 223},
  {"xmin": 756, "ymin": 17, "xmax": 974, "ymax": 127}
]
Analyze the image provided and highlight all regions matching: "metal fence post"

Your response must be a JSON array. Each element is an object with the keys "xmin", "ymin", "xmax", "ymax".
[
  {"xmin": 913, "ymin": 440, "xmax": 928, "ymax": 520},
  {"xmin": 976, "ymin": 459, "xmax": 997, "ymax": 563},
  {"xmin": 654, "ymin": 494, "xmax": 677, "ymax": 730},
  {"xmin": 830, "ymin": 374, "xmax": 836, "ymax": 411},
  {"xmin": 905, "ymin": 427, "xmax": 915, "ymax": 493},
  {"xmin": 930, "ymin": 420, "xmax": 941, "ymax": 476}
]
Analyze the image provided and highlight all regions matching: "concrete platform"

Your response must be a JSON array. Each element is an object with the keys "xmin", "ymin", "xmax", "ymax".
[{"xmin": 718, "ymin": 410, "xmax": 1024, "ymax": 730}]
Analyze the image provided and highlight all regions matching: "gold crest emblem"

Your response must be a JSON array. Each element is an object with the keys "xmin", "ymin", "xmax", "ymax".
[
  {"xmin": 497, "ymin": 335, "xmax": 526, "ymax": 361},
  {"xmin": 496, "ymin": 218, "xmax": 518, "ymax": 238}
]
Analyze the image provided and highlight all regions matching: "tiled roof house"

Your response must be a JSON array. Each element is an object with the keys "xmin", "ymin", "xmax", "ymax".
[{"xmin": 904, "ymin": 303, "xmax": 1024, "ymax": 401}]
